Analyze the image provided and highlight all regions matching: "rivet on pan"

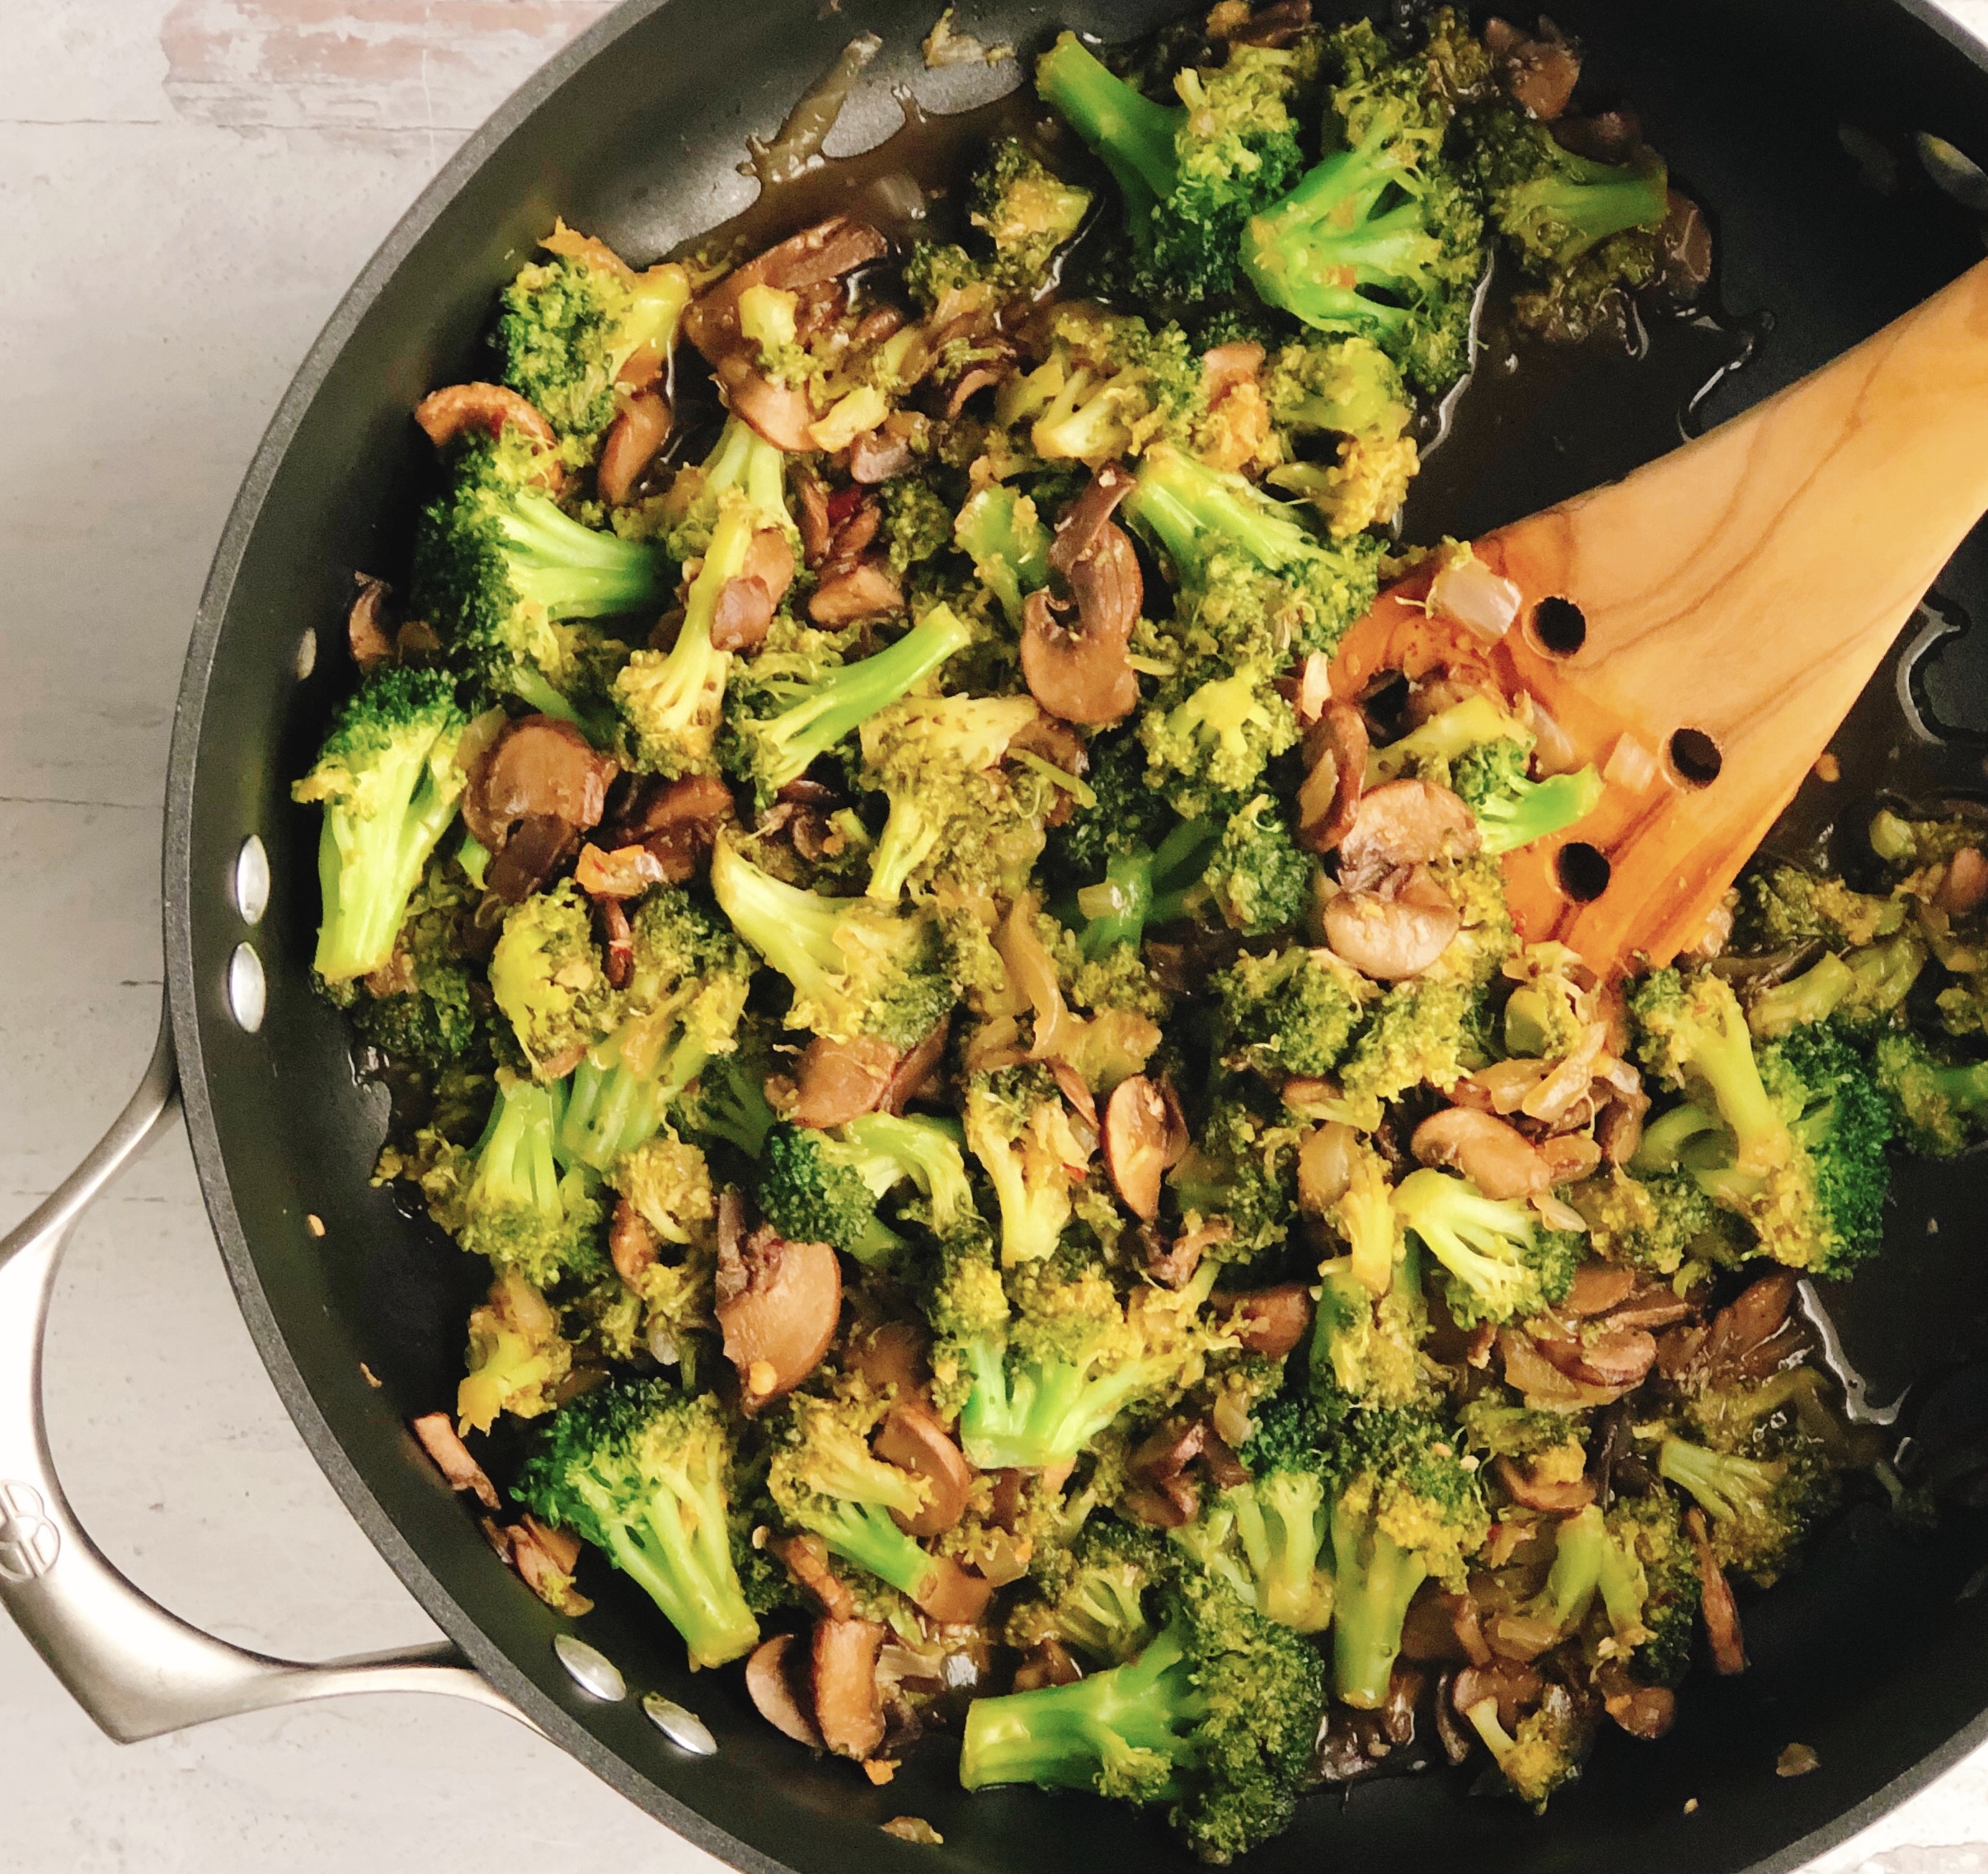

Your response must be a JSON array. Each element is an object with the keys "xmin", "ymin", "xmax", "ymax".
[
  {"xmin": 553, "ymin": 1632, "xmax": 626, "ymax": 1702},
  {"xmin": 234, "ymin": 834, "xmax": 270, "ymax": 925},
  {"xmin": 643, "ymin": 1691, "xmax": 718, "ymax": 1756},
  {"xmin": 227, "ymin": 942, "xmax": 266, "ymax": 1033},
  {"xmin": 295, "ymin": 629, "xmax": 317, "ymax": 680}
]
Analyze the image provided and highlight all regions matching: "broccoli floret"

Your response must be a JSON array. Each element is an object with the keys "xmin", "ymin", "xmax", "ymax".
[
  {"xmin": 674, "ymin": 1019, "xmax": 781, "ymax": 1159},
  {"xmin": 1241, "ymin": 30, "xmax": 1487, "ymax": 392},
  {"xmin": 1873, "ymin": 1029, "xmax": 1988, "ymax": 1156},
  {"xmin": 1392, "ymin": 1167, "xmax": 1581, "ymax": 1325},
  {"xmin": 766, "ymin": 1392, "xmax": 949, "ymax": 1605},
  {"xmin": 961, "ymin": 1066, "xmax": 1095, "ymax": 1269},
  {"xmin": 1747, "ymin": 934, "xmax": 1926, "ymax": 1040},
  {"xmin": 905, "ymin": 137, "xmax": 1093, "ymax": 308},
  {"xmin": 456, "ymin": 1269, "xmax": 572, "ymax": 1433},
  {"xmin": 293, "ymin": 666, "xmax": 470, "ymax": 984},
  {"xmin": 1168, "ymin": 1096, "xmax": 1301, "ymax": 1258},
  {"xmin": 486, "ymin": 881, "xmax": 618, "ymax": 1079},
  {"xmin": 1175, "ymin": 1398, "xmax": 1333, "ymax": 1632},
  {"xmin": 413, "ymin": 432, "xmax": 666, "ymax": 722},
  {"xmin": 961, "ymin": 1563, "xmax": 1325, "ymax": 1863},
  {"xmin": 557, "ymin": 889, "xmax": 755, "ymax": 1172},
  {"xmin": 1570, "ymin": 1166, "xmax": 1748, "ymax": 1275},
  {"xmin": 1451, "ymin": 736, "xmax": 1605, "ymax": 857},
  {"xmin": 1069, "ymin": 818, "xmax": 1224, "ymax": 959},
  {"xmin": 858, "ymin": 693, "xmax": 1070, "ymax": 901},
  {"xmin": 495, "ymin": 229, "xmax": 691, "ymax": 461},
  {"xmin": 1327, "ymin": 1401, "xmax": 1490, "ymax": 1708},
  {"xmin": 356, "ymin": 959, "xmax": 483, "ymax": 1069},
  {"xmin": 1214, "ymin": 943, "xmax": 1375, "ymax": 1080},
  {"xmin": 723, "ymin": 603, "xmax": 975, "ymax": 805},
  {"xmin": 1468, "ymin": 106, "xmax": 1669, "ymax": 344},
  {"xmin": 953, "ymin": 484, "xmax": 1052, "ymax": 628},
  {"xmin": 1656, "ymin": 1435, "xmax": 1830, "ymax": 1589},
  {"xmin": 424, "ymin": 1071, "xmax": 606, "ymax": 1289},
  {"xmin": 996, "ymin": 302, "xmax": 1203, "ymax": 465},
  {"xmin": 1311, "ymin": 1242, "xmax": 1430, "ymax": 1408},
  {"xmin": 1741, "ymin": 862, "xmax": 1906, "ymax": 951},
  {"xmin": 1330, "ymin": 977, "xmax": 1486, "ymax": 1130},
  {"xmin": 710, "ymin": 834, "xmax": 956, "ymax": 1049},
  {"xmin": 1044, "ymin": 727, "xmax": 1178, "ymax": 885},
  {"xmin": 1035, "ymin": 31, "xmax": 1307, "ymax": 309},
  {"xmin": 1009, "ymin": 1519, "xmax": 1164, "ymax": 1663},
  {"xmin": 514, "ymin": 1376, "xmax": 759, "ymax": 1668},
  {"xmin": 1631, "ymin": 967, "xmax": 1790, "ymax": 1179},
  {"xmin": 1460, "ymin": 1683, "xmax": 1593, "ymax": 1812},
  {"xmin": 1870, "ymin": 808, "xmax": 1988, "ymax": 876},
  {"xmin": 1260, "ymin": 335, "xmax": 1420, "ymax": 537},
  {"xmin": 1605, "ymin": 1489, "xmax": 1702, "ymax": 1687},
  {"xmin": 1198, "ymin": 795, "xmax": 1314, "ymax": 936},
  {"xmin": 757, "ymin": 1113, "xmax": 972, "ymax": 1262}
]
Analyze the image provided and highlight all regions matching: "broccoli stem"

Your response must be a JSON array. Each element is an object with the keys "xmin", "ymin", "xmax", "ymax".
[
  {"xmin": 1329, "ymin": 1499, "xmax": 1427, "ymax": 1709},
  {"xmin": 960, "ymin": 1621, "xmax": 1198, "ymax": 1792},
  {"xmin": 1071, "ymin": 818, "xmax": 1220, "ymax": 957},
  {"xmin": 575, "ymin": 1472, "xmax": 759, "ymax": 1669},
  {"xmin": 1034, "ymin": 34, "xmax": 1182, "ymax": 242},
  {"xmin": 709, "ymin": 839, "xmax": 867, "ymax": 1018},
  {"xmin": 472, "ymin": 1077, "xmax": 566, "ymax": 1212},
  {"xmin": 503, "ymin": 491, "xmax": 674, "ymax": 619},
  {"xmin": 1474, "ymin": 766, "xmax": 1605, "ymax": 857},
  {"xmin": 960, "ymin": 1348, "xmax": 1168, "ymax": 1470},
  {"xmin": 1126, "ymin": 445, "xmax": 1315, "ymax": 588},
  {"xmin": 737, "ymin": 604, "xmax": 974, "ymax": 796},
  {"xmin": 1538, "ymin": 1504, "xmax": 1605, "ymax": 1632},
  {"xmin": 702, "ymin": 412, "xmax": 792, "ymax": 524},
  {"xmin": 1657, "ymin": 1437, "xmax": 1780, "ymax": 1523},
  {"xmin": 1236, "ymin": 1475, "xmax": 1330, "ymax": 1632},
  {"xmin": 558, "ymin": 1028, "xmax": 712, "ymax": 1172},
  {"xmin": 806, "ymin": 1499, "xmax": 939, "ymax": 1601}
]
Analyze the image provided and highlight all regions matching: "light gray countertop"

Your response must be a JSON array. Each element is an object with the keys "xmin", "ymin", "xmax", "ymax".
[{"xmin": 3, "ymin": 2, "xmax": 1987, "ymax": 1867}]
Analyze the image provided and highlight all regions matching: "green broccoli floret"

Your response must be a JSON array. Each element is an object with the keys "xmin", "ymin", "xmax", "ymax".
[
  {"xmin": 1869, "ymin": 808, "xmax": 1988, "ymax": 876},
  {"xmin": 1175, "ymin": 1398, "xmax": 1333, "ymax": 1632},
  {"xmin": 1460, "ymin": 1683, "xmax": 1593, "ymax": 1812},
  {"xmin": 413, "ymin": 432, "xmax": 665, "ymax": 723},
  {"xmin": 1258, "ymin": 335, "xmax": 1420, "ymax": 537},
  {"xmin": 1452, "ymin": 736, "xmax": 1605, "ymax": 857},
  {"xmin": 1008, "ymin": 1519, "xmax": 1164, "ymax": 1664},
  {"xmin": 858, "ymin": 693, "xmax": 1070, "ymax": 901},
  {"xmin": 293, "ymin": 666, "xmax": 470, "ymax": 984},
  {"xmin": 723, "ymin": 603, "xmax": 974, "ymax": 805},
  {"xmin": 1167, "ymin": 1095, "xmax": 1301, "ymax": 1257},
  {"xmin": 906, "ymin": 136, "xmax": 1094, "ymax": 309},
  {"xmin": 1069, "ymin": 818, "xmax": 1224, "ymax": 959},
  {"xmin": 557, "ymin": 889, "xmax": 755, "ymax": 1172},
  {"xmin": 1747, "ymin": 934, "xmax": 1926, "ymax": 1040},
  {"xmin": 996, "ymin": 302, "xmax": 1204, "ymax": 466},
  {"xmin": 766, "ymin": 1392, "xmax": 946, "ymax": 1604},
  {"xmin": 514, "ymin": 1376, "xmax": 758, "ymax": 1668},
  {"xmin": 710, "ymin": 834, "xmax": 956, "ymax": 1049},
  {"xmin": 1329, "ymin": 977, "xmax": 1485, "ymax": 1130},
  {"xmin": 1605, "ymin": 1489, "xmax": 1703, "ymax": 1687},
  {"xmin": 953, "ymin": 484, "xmax": 1052, "ymax": 628},
  {"xmin": 961, "ymin": 1065, "xmax": 1096, "ymax": 1268},
  {"xmin": 486, "ymin": 880, "xmax": 619, "ymax": 1080},
  {"xmin": 1311, "ymin": 1242, "xmax": 1431, "ymax": 1408},
  {"xmin": 456, "ymin": 1268, "xmax": 572, "ymax": 1433},
  {"xmin": 961, "ymin": 1562, "xmax": 1325, "ymax": 1863},
  {"xmin": 1197, "ymin": 795, "xmax": 1314, "ymax": 936},
  {"xmin": 1656, "ymin": 1435, "xmax": 1827, "ymax": 1589},
  {"xmin": 1044, "ymin": 728, "xmax": 1177, "ymax": 888},
  {"xmin": 1468, "ymin": 106, "xmax": 1670, "ymax": 344},
  {"xmin": 1631, "ymin": 966, "xmax": 1791, "ymax": 1179},
  {"xmin": 425, "ymin": 1071, "xmax": 605, "ymax": 1289},
  {"xmin": 1741, "ymin": 862, "xmax": 1906, "ymax": 951},
  {"xmin": 1241, "ymin": 28, "xmax": 1487, "ymax": 392},
  {"xmin": 1569, "ymin": 1166, "xmax": 1748, "ymax": 1275},
  {"xmin": 756, "ymin": 1113, "xmax": 972, "ymax": 1261},
  {"xmin": 1035, "ymin": 31, "xmax": 1307, "ymax": 309},
  {"xmin": 1392, "ymin": 1167, "xmax": 1581, "ymax": 1325},
  {"xmin": 1214, "ymin": 942, "xmax": 1375, "ymax": 1080},
  {"xmin": 674, "ymin": 1018, "xmax": 781, "ymax": 1159},
  {"xmin": 1327, "ymin": 1401, "xmax": 1489, "ymax": 1708},
  {"xmin": 349, "ymin": 850, "xmax": 488, "ymax": 1070},
  {"xmin": 1873, "ymin": 1029, "xmax": 1988, "ymax": 1156}
]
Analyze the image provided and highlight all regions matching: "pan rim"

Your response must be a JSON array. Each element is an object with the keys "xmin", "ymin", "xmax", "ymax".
[{"xmin": 158, "ymin": 1, "xmax": 1988, "ymax": 1869}]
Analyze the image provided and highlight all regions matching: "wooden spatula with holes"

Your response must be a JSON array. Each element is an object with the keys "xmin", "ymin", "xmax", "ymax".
[{"xmin": 1326, "ymin": 255, "xmax": 1988, "ymax": 978}]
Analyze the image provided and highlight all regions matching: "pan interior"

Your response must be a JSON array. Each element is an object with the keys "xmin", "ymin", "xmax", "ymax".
[{"xmin": 166, "ymin": 2, "xmax": 1988, "ymax": 1872}]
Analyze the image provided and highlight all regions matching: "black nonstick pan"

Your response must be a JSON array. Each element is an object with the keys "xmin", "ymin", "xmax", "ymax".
[{"xmin": 4, "ymin": 2, "xmax": 1988, "ymax": 1870}]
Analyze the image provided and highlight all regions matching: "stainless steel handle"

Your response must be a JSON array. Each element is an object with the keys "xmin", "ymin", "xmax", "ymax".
[{"xmin": 0, "ymin": 1008, "xmax": 532, "ymax": 1743}]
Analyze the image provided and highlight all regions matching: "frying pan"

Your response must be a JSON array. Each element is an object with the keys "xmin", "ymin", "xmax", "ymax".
[{"xmin": 5, "ymin": 0, "xmax": 1988, "ymax": 1869}]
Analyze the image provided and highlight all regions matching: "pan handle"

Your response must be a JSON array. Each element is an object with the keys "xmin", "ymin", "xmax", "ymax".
[{"xmin": 0, "ymin": 1012, "xmax": 533, "ymax": 1743}]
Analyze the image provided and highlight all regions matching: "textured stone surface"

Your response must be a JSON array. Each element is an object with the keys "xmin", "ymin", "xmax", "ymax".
[{"xmin": 2, "ymin": 0, "xmax": 1986, "ymax": 1867}]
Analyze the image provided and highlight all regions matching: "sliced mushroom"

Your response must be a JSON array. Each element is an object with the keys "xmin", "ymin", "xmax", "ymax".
[
  {"xmin": 811, "ymin": 1617, "xmax": 887, "ymax": 1759},
  {"xmin": 874, "ymin": 1403, "xmax": 974, "ymax": 1536},
  {"xmin": 602, "ymin": 770, "xmax": 736, "ymax": 883},
  {"xmin": 1220, "ymin": 1283, "xmax": 1316, "ymax": 1360},
  {"xmin": 1562, "ymin": 1260, "xmax": 1637, "ymax": 1318},
  {"xmin": 1297, "ymin": 703, "xmax": 1368, "ymax": 854},
  {"xmin": 1047, "ymin": 462, "xmax": 1136, "ymax": 576},
  {"xmin": 684, "ymin": 217, "xmax": 888, "ymax": 361},
  {"xmin": 1323, "ymin": 887, "xmax": 1459, "ymax": 979},
  {"xmin": 1939, "ymin": 847, "xmax": 1988, "ymax": 916},
  {"xmin": 1604, "ymin": 1682, "xmax": 1676, "ymax": 1740},
  {"xmin": 710, "ymin": 574, "xmax": 777, "ymax": 653},
  {"xmin": 596, "ymin": 893, "xmax": 634, "ymax": 989},
  {"xmin": 743, "ymin": 527, "xmax": 797, "ymax": 608},
  {"xmin": 1137, "ymin": 1224, "xmax": 1203, "ymax": 1290},
  {"xmin": 844, "ymin": 1318, "xmax": 933, "ymax": 1402},
  {"xmin": 809, "ymin": 558, "xmax": 904, "ymax": 625},
  {"xmin": 914, "ymin": 1554, "xmax": 994, "ymax": 1626},
  {"xmin": 1486, "ymin": 16, "xmax": 1581, "ymax": 119},
  {"xmin": 1450, "ymin": 1658, "xmax": 1544, "ymax": 1734},
  {"xmin": 1560, "ymin": 1325, "xmax": 1658, "ymax": 1390},
  {"xmin": 717, "ymin": 1226, "xmax": 842, "ymax": 1411},
  {"xmin": 715, "ymin": 351, "xmax": 817, "ymax": 452},
  {"xmin": 347, "ymin": 574, "xmax": 396, "ymax": 672},
  {"xmin": 507, "ymin": 1518, "xmax": 594, "ymax": 1615},
  {"xmin": 747, "ymin": 1632, "xmax": 824, "ymax": 1747},
  {"xmin": 848, "ymin": 427, "xmax": 914, "ymax": 484},
  {"xmin": 879, "ymin": 1018, "xmax": 949, "ymax": 1116},
  {"xmin": 1102, "ymin": 1075, "xmax": 1170, "ymax": 1222},
  {"xmin": 465, "ymin": 715, "xmax": 617, "ymax": 856},
  {"xmin": 791, "ymin": 1033, "xmax": 900, "ymax": 1130},
  {"xmin": 1685, "ymin": 1507, "xmax": 1747, "ymax": 1674},
  {"xmin": 1338, "ymin": 777, "xmax": 1480, "ymax": 888},
  {"xmin": 597, "ymin": 389, "xmax": 671, "ymax": 505},
  {"xmin": 1411, "ymin": 1107, "xmax": 1550, "ymax": 1200},
  {"xmin": 1012, "ymin": 1637, "xmax": 1083, "ymax": 1692},
  {"xmin": 1493, "ymin": 1454, "xmax": 1595, "ymax": 1514},
  {"xmin": 780, "ymin": 1531, "xmax": 858, "ymax": 1620},
  {"xmin": 609, "ymin": 1194, "xmax": 660, "ymax": 1287},
  {"xmin": 793, "ymin": 465, "xmax": 834, "ymax": 567},
  {"xmin": 410, "ymin": 1411, "xmax": 500, "ymax": 1510},
  {"xmin": 413, "ymin": 382, "xmax": 559, "ymax": 477},
  {"xmin": 486, "ymin": 814, "xmax": 583, "ymax": 905}
]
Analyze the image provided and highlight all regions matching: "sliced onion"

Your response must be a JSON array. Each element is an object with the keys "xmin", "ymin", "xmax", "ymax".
[
  {"xmin": 1429, "ymin": 550, "xmax": 1523, "ymax": 642},
  {"xmin": 1605, "ymin": 732, "xmax": 1658, "ymax": 792}
]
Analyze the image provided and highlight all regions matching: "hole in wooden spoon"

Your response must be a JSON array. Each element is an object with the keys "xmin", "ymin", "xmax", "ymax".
[
  {"xmin": 1530, "ymin": 596, "xmax": 1586, "ymax": 656},
  {"xmin": 1556, "ymin": 842, "xmax": 1611, "ymax": 902},
  {"xmin": 1668, "ymin": 728, "xmax": 1722, "ymax": 787}
]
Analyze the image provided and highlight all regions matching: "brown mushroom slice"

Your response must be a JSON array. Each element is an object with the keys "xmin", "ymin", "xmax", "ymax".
[
  {"xmin": 780, "ymin": 1532, "xmax": 858, "ymax": 1621},
  {"xmin": 1102, "ymin": 1075, "xmax": 1171, "ymax": 1222},
  {"xmin": 413, "ymin": 381, "xmax": 559, "ymax": 466},
  {"xmin": 844, "ymin": 1318, "xmax": 933, "ymax": 1402},
  {"xmin": 347, "ymin": 574, "xmax": 396, "ymax": 672},
  {"xmin": 1604, "ymin": 1683, "xmax": 1676, "ymax": 1740},
  {"xmin": 743, "ymin": 527, "xmax": 797, "ymax": 607},
  {"xmin": 410, "ymin": 1411, "xmax": 501, "ymax": 1510},
  {"xmin": 717, "ymin": 1228, "xmax": 842, "ymax": 1412},
  {"xmin": 597, "ymin": 390, "xmax": 672, "ymax": 505},
  {"xmin": 1337, "ymin": 777, "xmax": 1479, "ymax": 886},
  {"xmin": 1492, "ymin": 1454, "xmax": 1594, "ymax": 1514},
  {"xmin": 874, "ymin": 1403, "xmax": 974, "ymax": 1537},
  {"xmin": 1047, "ymin": 463, "xmax": 1137, "ymax": 576},
  {"xmin": 709, "ymin": 574, "xmax": 777, "ymax": 653},
  {"xmin": 1020, "ymin": 585, "xmax": 1138, "ymax": 726},
  {"xmin": 747, "ymin": 1633, "xmax": 824, "ymax": 1747},
  {"xmin": 684, "ymin": 217, "xmax": 889, "ymax": 359},
  {"xmin": 1323, "ymin": 888, "xmax": 1459, "ymax": 980},
  {"xmin": 1410, "ymin": 1107, "xmax": 1550, "ymax": 1200},
  {"xmin": 485, "ymin": 813, "xmax": 584, "ymax": 907},
  {"xmin": 1562, "ymin": 1260, "xmax": 1638, "ymax": 1318},
  {"xmin": 809, "ymin": 558, "xmax": 904, "ymax": 626},
  {"xmin": 609, "ymin": 1195, "xmax": 660, "ymax": 1287},
  {"xmin": 1296, "ymin": 703, "xmax": 1368, "ymax": 854},
  {"xmin": 790, "ymin": 1033, "xmax": 900, "ymax": 1130},
  {"xmin": 596, "ymin": 893, "xmax": 635, "ymax": 989},
  {"xmin": 1220, "ymin": 1283, "xmax": 1316, "ymax": 1360},
  {"xmin": 879, "ymin": 1018, "xmax": 949, "ymax": 1116},
  {"xmin": 467, "ymin": 715, "xmax": 617, "ymax": 854},
  {"xmin": 715, "ymin": 351, "xmax": 818, "ymax": 452},
  {"xmin": 1685, "ymin": 1508, "xmax": 1748, "ymax": 1674},
  {"xmin": 811, "ymin": 1618, "xmax": 888, "ymax": 1759},
  {"xmin": 911, "ymin": 1554, "xmax": 994, "ymax": 1626},
  {"xmin": 848, "ymin": 427, "xmax": 915, "ymax": 484}
]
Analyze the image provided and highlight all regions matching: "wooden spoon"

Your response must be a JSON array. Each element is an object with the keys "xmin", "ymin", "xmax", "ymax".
[{"xmin": 1330, "ymin": 256, "xmax": 1988, "ymax": 976}]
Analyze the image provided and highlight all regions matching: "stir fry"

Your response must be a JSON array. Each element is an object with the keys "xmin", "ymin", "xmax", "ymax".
[{"xmin": 310, "ymin": 5, "xmax": 1968, "ymax": 1857}]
